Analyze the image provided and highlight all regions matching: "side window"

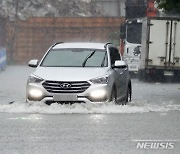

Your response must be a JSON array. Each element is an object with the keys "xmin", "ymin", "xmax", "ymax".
[{"xmin": 109, "ymin": 47, "xmax": 121, "ymax": 65}]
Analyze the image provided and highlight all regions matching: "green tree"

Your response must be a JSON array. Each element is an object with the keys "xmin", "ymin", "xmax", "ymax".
[{"xmin": 156, "ymin": 0, "xmax": 180, "ymax": 13}]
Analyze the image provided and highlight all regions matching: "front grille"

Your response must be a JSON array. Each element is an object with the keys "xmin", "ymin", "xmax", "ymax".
[{"xmin": 42, "ymin": 80, "xmax": 90, "ymax": 93}]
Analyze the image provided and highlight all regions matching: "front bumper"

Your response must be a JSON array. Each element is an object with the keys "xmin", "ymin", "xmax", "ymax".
[{"xmin": 26, "ymin": 83, "xmax": 111, "ymax": 104}]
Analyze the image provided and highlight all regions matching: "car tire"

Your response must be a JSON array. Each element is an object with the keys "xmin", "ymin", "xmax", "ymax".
[
  {"xmin": 121, "ymin": 83, "xmax": 132, "ymax": 105},
  {"xmin": 125, "ymin": 84, "xmax": 132, "ymax": 104},
  {"xmin": 111, "ymin": 88, "xmax": 118, "ymax": 105}
]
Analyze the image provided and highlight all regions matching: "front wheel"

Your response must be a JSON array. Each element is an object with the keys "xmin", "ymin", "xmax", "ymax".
[
  {"xmin": 122, "ymin": 84, "xmax": 132, "ymax": 105},
  {"xmin": 125, "ymin": 84, "xmax": 132, "ymax": 104},
  {"xmin": 111, "ymin": 89, "xmax": 118, "ymax": 105}
]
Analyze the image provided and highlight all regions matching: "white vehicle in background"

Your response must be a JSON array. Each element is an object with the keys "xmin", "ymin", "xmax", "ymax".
[
  {"xmin": 120, "ymin": 19, "xmax": 142, "ymax": 75},
  {"xmin": 139, "ymin": 17, "xmax": 180, "ymax": 81}
]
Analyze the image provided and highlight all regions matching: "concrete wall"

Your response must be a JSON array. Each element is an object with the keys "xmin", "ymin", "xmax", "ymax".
[{"xmin": 96, "ymin": 0, "xmax": 125, "ymax": 17}]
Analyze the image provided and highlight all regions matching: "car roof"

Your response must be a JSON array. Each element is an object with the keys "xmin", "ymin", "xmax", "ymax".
[{"xmin": 53, "ymin": 42, "xmax": 108, "ymax": 50}]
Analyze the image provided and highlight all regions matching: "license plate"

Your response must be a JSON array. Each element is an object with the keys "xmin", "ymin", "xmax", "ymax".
[
  {"xmin": 53, "ymin": 94, "xmax": 77, "ymax": 101},
  {"xmin": 164, "ymin": 71, "xmax": 174, "ymax": 76}
]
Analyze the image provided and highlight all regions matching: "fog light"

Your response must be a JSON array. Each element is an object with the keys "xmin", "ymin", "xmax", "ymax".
[
  {"xmin": 89, "ymin": 89, "xmax": 107, "ymax": 101},
  {"xmin": 29, "ymin": 88, "xmax": 43, "ymax": 99}
]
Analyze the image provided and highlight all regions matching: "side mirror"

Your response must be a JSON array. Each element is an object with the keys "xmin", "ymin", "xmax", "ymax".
[
  {"xmin": 113, "ymin": 60, "xmax": 127, "ymax": 69},
  {"xmin": 28, "ymin": 59, "xmax": 39, "ymax": 68}
]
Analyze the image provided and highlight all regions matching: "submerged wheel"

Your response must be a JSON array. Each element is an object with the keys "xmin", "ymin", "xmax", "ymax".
[
  {"xmin": 126, "ymin": 85, "xmax": 132, "ymax": 102},
  {"xmin": 111, "ymin": 88, "xmax": 118, "ymax": 105},
  {"xmin": 123, "ymin": 83, "xmax": 132, "ymax": 105}
]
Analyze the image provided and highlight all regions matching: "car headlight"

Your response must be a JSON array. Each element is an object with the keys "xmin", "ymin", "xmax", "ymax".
[
  {"xmin": 90, "ymin": 89, "xmax": 107, "ymax": 99},
  {"xmin": 29, "ymin": 88, "xmax": 43, "ymax": 98},
  {"xmin": 90, "ymin": 76, "xmax": 109, "ymax": 84},
  {"xmin": 28, "ymin": 75, "xmax": 43, "ymax": 83},
  {"xmin": 88, "ymin": 89, "xmax": 108, "ymax": 102},
  {"xmin": 27, "ymin": 87, "xmax": 44, "ymax": 101}
]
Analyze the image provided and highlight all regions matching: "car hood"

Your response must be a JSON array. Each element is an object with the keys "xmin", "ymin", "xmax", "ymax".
[{"xmin": 33, "ymin": 67, "xmax": 110, "ymax": 81}]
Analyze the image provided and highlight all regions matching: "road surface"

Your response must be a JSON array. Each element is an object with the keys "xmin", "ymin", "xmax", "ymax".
[{"xmin": 0, "ymin": 66, "xmax": 180, "ymax": 154}]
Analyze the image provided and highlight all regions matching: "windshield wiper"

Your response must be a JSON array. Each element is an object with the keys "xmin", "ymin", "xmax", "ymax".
[{"xmin": 82, "ymin": 50, "xmax": 96, "ymax": 67}]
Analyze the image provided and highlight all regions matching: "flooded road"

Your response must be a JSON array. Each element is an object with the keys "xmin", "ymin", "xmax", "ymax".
[{"xmin": 0, "ymin": 66, "xmax": 180, "ymax": 154}]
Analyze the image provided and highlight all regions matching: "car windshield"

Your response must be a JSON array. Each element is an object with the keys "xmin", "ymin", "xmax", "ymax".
[{"xmin": 41, "ymin": 48, "xmax": 108, "ymax": 67}]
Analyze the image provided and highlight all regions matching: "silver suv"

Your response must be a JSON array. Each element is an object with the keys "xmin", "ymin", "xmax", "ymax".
[{"xmin": 27, "ymin": 42, "xmax": 132, "ymax": 105}]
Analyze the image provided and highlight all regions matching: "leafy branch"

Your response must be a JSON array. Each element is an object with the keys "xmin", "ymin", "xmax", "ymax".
[{"xmin": 155, "ymin": 0, "xmax": 180, "ymax": 13}]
